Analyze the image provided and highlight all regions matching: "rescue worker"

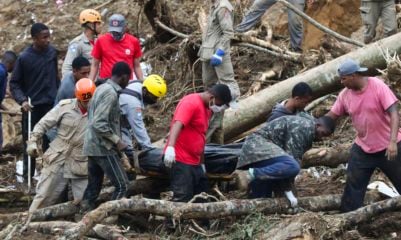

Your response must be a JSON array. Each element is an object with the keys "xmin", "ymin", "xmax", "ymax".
[
  {"xmin": 26, "ymin": 78, "xmax": 96, "ymax": 212},
  {"xmin": 236, "ymin": 115, "xmax": 335, "ymax": 207},
  {"xmin": 199, "ymin": 0, "xmax": 241, "ymax": 144},
  {"xmin": 10, "ymin": 22, "xmax": 59, "ymax": 181},
  {"xmin": 89, "ymin": 14, "xmax": 144, "ymax": 85},
  {"xmin": 81, "ymin": 62, "xmax": 131, "ymax": 211},
  {"xmin": 119, "ymin": 74, "xmax": 167, "ymax": 161},
  {"xmin": 326, "ymin": 58, "xmax": 401, "ymax": 212},
  {"xmin": 267, "ymin": 82, "xmax": 313, "ymax": 122},
  {"xmin": 56, "ymin": 56, "xmax": 91, "ymax": 104},
  {"xmin": 0, "ymin": 51, "xmax": 17, "ymax": 151},
  {"xmin": 163, "ymin": 84, "xmax": 232, "ymax": 203},
  {"xmin": 360, "ymin": 0, "xmax": 397, "ymax": 44},
  {"xmin": 236, "ymin": 0, "xmax": 314, "ymax": 52},
  {"xmin": 62, "ymin": 9, "xmax": 102, "ymax": 77}
]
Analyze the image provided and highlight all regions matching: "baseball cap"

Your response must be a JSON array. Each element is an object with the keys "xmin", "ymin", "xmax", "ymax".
[
  {"xmin": 338, "ymin": 58, "xmax": 368, "ymax": 77},
  {"xmin": 108, "ymin": 14, "xmax": 126, "ymax": 33}
]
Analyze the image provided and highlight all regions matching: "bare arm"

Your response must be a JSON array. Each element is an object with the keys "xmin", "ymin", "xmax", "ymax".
[
  {"xmin": 89, "ymin": 58, "xmax": 100, "ymax": 81},
  {"xmin": 133, "ymin": 58, "xmax": 144, "ymax": 82},
  {"xmin": 167, "ymin": 121, "xmax": 184, "ymax": 147},
  {"xmin": 386, "ymin": 103, "xmax": 399, "ymax": 160},
  {"xmin": 325, "ymin": 111, "xmax": 340, "ymax": 122}
]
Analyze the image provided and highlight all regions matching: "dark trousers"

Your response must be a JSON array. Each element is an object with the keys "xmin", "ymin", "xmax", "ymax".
[
  {"xmin": 22, "ymin": 103, "xmax": 53, "ymax": 179},
  {"xmin": 341, "ymin": 143, "xmax": 401, "ymax": 212},
  {"xmin": 248, "ymin": 156, "xmax": 300, "ymax": 198},
  {"xmin": 82, "ymin": 155, "xmax": 129, "ymax": 204},
  {"xmin": 170, "ymin": 161, "xmax": 209, "ymax": 202}
]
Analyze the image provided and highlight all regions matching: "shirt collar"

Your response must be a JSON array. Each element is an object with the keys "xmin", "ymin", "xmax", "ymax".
[
  {"xmin": 107, "ymin": 79, "xmax": 123, "ymax": 92},
  {"xmin": 81, "ymin": 32, "xmax": 91, "ymax": 44},
  {"xmin": 212, "ymin": 0, "xmax": 220, "ymax": 9}
]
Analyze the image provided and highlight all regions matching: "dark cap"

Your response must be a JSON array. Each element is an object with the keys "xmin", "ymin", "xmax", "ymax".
[{"xmin": 108, "ymin": 14, "xmax": 126, "ymax": 33}]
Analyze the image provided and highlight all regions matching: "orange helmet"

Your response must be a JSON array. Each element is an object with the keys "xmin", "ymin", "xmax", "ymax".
[
  {"xmin": 79, "ymin": 9, "xmax": 102, "ymax": 25},
  {"xmin": 75, "ymin": 78, "xmax": 96, "ymax": 102}
]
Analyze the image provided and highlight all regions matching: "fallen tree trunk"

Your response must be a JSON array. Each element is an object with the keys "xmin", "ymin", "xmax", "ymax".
[
  {"xmin": 260, "ymin": 195, "xmax": 401, "ymax": 240},
  {"xmin": 28, "ymin": 221, "xmax": 126, "ymax": 240},
  {"xmin": 301, "ymin": 143, "xmax": 351, "ymax": 168},
  {"xmin": 61, "ymin": 192, "xmax": 381, "ymax": 239},
  {"xmin": 224, "ymin": 32, "xmax": 401, "ymax": 140}
]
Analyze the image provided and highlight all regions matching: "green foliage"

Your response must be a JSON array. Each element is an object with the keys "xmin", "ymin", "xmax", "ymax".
[{"xmin": 225, "ymin": 212, "xmax": 277, "ymax": 240}]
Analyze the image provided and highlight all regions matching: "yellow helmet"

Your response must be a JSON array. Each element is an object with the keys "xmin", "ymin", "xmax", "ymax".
[
  {"xmin": 143, "ymin": 74, "xmax": 167, "ymax": 98},
  {"xmin": 79, "ymin": 9, "xmax": 102, "ymax": 24}
]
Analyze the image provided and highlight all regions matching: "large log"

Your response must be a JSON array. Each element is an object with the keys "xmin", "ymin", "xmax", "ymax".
[
  {"xmin": 301, "ymin": 143, "xmax": 351, "ymax": 168},
  {"xmin": 223, "ymin": 33, "xmax": 401, "ymax": 140},
  {"xmin": 61, "ymin": 192, "xmax": 381, "ymax": 239}
]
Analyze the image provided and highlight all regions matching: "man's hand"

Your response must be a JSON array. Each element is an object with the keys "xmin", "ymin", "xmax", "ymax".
[
  {"xmin": 21, "ymin": 101, "xmax": 33, "ymax": 112},
  {"xmin": 396, "ymin": 4, "xmax": 401, "ymax": 13},
  {"xmin": 164, "ymin": 146, "xmax": 176, "ymax": 168},
  {"xmin": 386, "ymin": 141, "xmax": 398, "ymax": 161},
  {"xmin": 307, "ymin": 0, "xmax": 315, "ymax": 8},
  {"xmin": 120, "ymin": 153, "xmax": 133, "ymax": 171},
  {"xmin": 116, "ymin": 140, "xmax": 128, "ymax": 151},
  {"xmin": 26, "ymin": 140, "xmax": 40, "ymax": 157}
]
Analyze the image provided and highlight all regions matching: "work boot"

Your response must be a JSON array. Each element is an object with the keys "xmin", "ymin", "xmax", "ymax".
[{"xmin": 235, "ymin": 170, "xmax": 252, "ymax": 191}]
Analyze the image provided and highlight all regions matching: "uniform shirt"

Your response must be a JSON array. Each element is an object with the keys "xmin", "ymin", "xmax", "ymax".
[
  {"xmin": 83, "ymin": 79, "xmax": 122, "ymax": 156},
  {"xmin": 119, "ymin": 81, "xmax": 153, "ymax": 150},
  {"xmin": 62, "ymin": 33, "xmax": 93, "ymax": 77},
  {"xmin": 198, "ymin": 0, "xmax": 234, "ymax": 61},
  {"xmin": 92, "ymin": 33, "xmax": 142, "ymax": 79},
  {"xmin": 10, "ymin": 45, "xmax": 59, "ymax": 105},
  {"xmin": 164, "ymin": 93, "xmax": 212, "ymax": 165},
  {"xmin": 31, "ymin": 99, "xmax": 88, "ymax": 178},
  {"xmin": 54, "ymin": 72, "xmax": 75, "ymax": 104},
  {"xmin": 331, "ymin": 77, "xmax": 401, "ymax": 153},
  {"xmin": 237, "ymin": 115, "xmax": 315, "ymax": 169}
]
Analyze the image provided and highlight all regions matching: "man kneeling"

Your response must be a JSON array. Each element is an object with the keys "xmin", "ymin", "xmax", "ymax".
[
  {"xmin": 27, "ymin": 78, "xmax": 96, "ymax": 212},
  {"xmin": 236, "ymin": 115, "xmax": 334, "ymax": 207}
]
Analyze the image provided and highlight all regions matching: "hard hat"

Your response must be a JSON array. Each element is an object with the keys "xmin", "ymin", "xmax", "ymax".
[
  {"xmin": 143, "ymin": 74, "xmax": 167, "ymax": 98},
  {"xmin": 75, "ymin": 78, "xmax": 96, "ymax": 102},
  {"xmin": 79, "ymin": 9, "xmax": 102, "ymax": 24}
]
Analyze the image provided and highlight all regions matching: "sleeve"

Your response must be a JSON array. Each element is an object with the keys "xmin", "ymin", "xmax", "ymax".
[
  {"xmin": 376, "ymin": 79, "xmax": 398, "ymax": 111},
  {"xmin": 9, "ymin": 57, "xmax": 27, "ymax": 105},
  {"xmin": 0, "ymin": 71, "xmax": 6, "ymax": 104},
  {"xmin": 216, "ymin": 7, "xmax": 234, "ymax": 52},
  {"xmin": 91, "ymin": 39, "xmax": 102, "ymax": 60},
  {"xmin": 330, "ymin": 90, "xmax": 347, "ymax": 117},
  {"xmin": 133, "ymin": 38, "xmax": 142, "ymax": 59},
  {"xmin": 173, "ymin": 99, "xmax": 195, "ymax": 126},
  {"xmin": 31, "ymin": 104, "xmax": 62, "ymax": 139},
  {"xmin": 92, "ymin": 91, "xmax": 120, "ymax": 144},
  {"xmin": 54, "ymin": 79, "xmax": 67, "ymax": 105},
  {"xmin": 62, "ymin": 42, "xmax": 80, "ymax": 77},
  {"xmin": 125, "ymin": 100, "xmax": 152, "ymax": 149}
]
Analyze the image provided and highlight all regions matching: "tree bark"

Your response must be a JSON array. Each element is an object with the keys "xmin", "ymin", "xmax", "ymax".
[
  {"xmin": 61, "ymin": 192, "xmax": 381, "ymax": 239},
  {"xmin": 223, "ymin": 33, "xmax": 401, "ymax": 140},
  {"xmin": 301, "ymin": 143, "xmax": 351, "ymax": 168}
]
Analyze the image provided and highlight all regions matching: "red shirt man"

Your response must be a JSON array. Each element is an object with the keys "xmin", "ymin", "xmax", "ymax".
[
  {"xmin": 89, "ymin": 14, "xmax": 143, "ymax": 83},
  {"xmin": 164, "ymin": 84, "xmax": 232, "ymax": 202}
]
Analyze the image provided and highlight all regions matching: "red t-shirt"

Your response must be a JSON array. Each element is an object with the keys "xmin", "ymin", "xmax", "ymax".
[
  {"xmin": 92, "ymin": 33, "xmax": 142, "ymax": 79},
  {"xmin": 165, "ymin": 93, "xmax": 212, "ymax": 165}
]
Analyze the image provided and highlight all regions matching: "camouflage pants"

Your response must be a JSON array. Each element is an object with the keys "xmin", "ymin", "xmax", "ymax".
[{"xmin": 360, "ymin": 0, "xmax": 397, "ymax": 44}]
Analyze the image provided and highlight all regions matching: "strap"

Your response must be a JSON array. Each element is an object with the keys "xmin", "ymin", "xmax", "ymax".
[{"xmin": 119, "ymin": 88, "xmax": 142, "ymax": 101}]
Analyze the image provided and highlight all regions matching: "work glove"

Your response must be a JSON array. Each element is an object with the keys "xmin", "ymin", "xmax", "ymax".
[
  {"xmin": 284, "ymin": 190, "xmax": 298, "ymax": 208},
  {"xmin": 210, "ymin": 49, "xmax": 225, "ymax": 66},
  {"xmin": 26, "ymin": 139, "xmax": 40, "ymax": 158},
  {"xmin": 120, "ymin": 153, "xmax": 133, "ymax": 171},
  {"xmin": 116, "ymin": 140, "xmax": 128, "ymax": 151},
  {"xmin": 164, "ymin": 146, "xmax": 176, "ymax": 168},
  {"xmin": 396, "ymin": 4, "xmax": 401, "ymax": 13},
  {"xmin": 201, "ymin": 164, "xmax": 206, "ymax": 173}
]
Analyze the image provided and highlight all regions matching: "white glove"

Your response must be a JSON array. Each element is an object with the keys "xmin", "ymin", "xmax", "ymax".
[
  {"xmin": 201, "ymin": 164, "xmax": 206, "ymax": 173},
  {"xmin": 285, "ymin": 190, "xmax": 298, "ymax": 208},
  {"xmin": 26, "ymin": 140, "xmax": 39, "ymax": 158},
  {"xmin": 164, "ymin": 146, "xmax": 176, "ymax": 168}
]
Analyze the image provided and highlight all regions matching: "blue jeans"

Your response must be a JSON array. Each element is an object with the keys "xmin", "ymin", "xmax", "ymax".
[
  {"xmin": 341, "ymin": 143, "xmax": 401, "ymax": 212},
  {"xmin": 235, "ymin": 0, "xmax": 305, "ymax": 50},
  {"xmin": 248, "ymin": 155, "xmax": 300, "ymax": 198}
]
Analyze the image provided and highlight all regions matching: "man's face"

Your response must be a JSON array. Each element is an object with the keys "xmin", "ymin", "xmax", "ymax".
[
  {"xmin": 294, "ymin": 96, "xmax": 313, "ymax": 110},
  {"xmin": 73, "ymin": 66, "xmax": 90, "ymax": 82},
  {"xmin": 142, "ymin": 88, "xmax": 159, "ymax": 105},
  {"xmin": 119, "ymin": 74, "xmax": 130, "ymax": 88},
  {"xmin": 94, "ymin": 22, "xmax": 102, "ymax": 34},
  {"xmin": 33, "ymin": 30, "xmax": 51, "ymax": 50},
  {"xmin": 79, "ymin": 100, "xmax": 90, "ymax": 110},
  {"xmin": 6, "ymin": 62, "xmax": 15, "ymax": 73},
  {"xmin": 340, "ymin": 74, "xmax": 357, "ymax": 89}
]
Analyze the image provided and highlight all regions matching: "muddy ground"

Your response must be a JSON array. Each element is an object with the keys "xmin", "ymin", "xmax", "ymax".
[{"xmin": 0, "ymin": 0, "xmax": 401, "ymax": 239}]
